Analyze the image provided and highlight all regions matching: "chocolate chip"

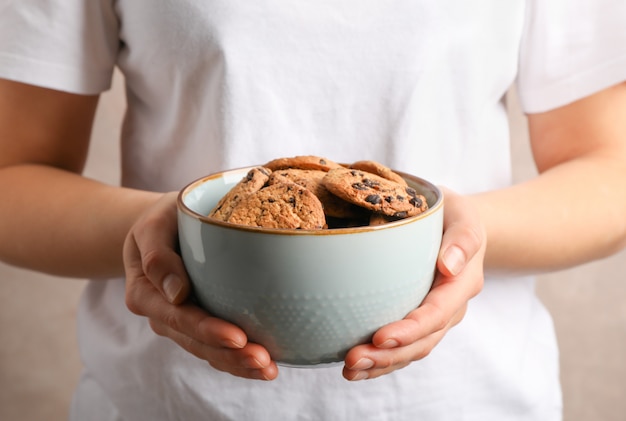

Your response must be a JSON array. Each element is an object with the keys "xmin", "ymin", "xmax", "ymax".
[
  {"xmin": 352, "ymin": 182, "xmax": 369, "ymax": 191},
  {"xmin": 405, "ymin": 187, "xmax": 418, "ymax": 198},
  {"xmin": 410, "ymin": 197, "xmax": 423, "ymax": 207},
  {"xmin": 393, "ymin": 211, "xmax": 408, "ymax": 218},
  {"xmin": 385, "ymin": 196, "xmax": 394, "ymax": 203},
  {"xmin": 320, "ymin": 159, "xmax": 327, "ymax": 165},
  {"xmin": 363, "ymin": 178, "xmax": 380, "ymax": 188},
  {"xmin": 365, "ymin": 194, "xmax": 382, "ymax": 205}
]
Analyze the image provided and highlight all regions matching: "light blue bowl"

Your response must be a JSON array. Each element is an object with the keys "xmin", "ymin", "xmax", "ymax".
[{"xmin": 177, "ymin": 166, "xmax": 443, "ymax": 367}]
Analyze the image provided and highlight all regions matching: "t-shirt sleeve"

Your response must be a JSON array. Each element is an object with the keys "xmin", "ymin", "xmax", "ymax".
[
  {"xmin": 0, "ymin": 0, "xmax": 119, "ymax": 95},
  {"xmin": 516, "ymin": 0, "xmax": 626, "ymax": 114}
]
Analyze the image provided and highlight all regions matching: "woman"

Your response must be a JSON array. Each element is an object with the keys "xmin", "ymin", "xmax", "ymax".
[{"xmin": 1, "ymin": 1, "xmax": 625, "ymax": 419}]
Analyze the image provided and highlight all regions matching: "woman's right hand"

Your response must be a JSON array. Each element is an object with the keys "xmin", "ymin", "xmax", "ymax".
[{"xmin": 123, "ymin": 192, "xmax": 279, "ymax": 380}]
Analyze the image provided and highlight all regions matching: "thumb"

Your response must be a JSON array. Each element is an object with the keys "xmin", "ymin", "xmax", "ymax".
[
  {"xmin": 123, "ymin": 192, "xmax": 191, "ymax": 305},
  {"xmin": 436, "ymin": 188, "xmax": 485, "ymax": 277}
]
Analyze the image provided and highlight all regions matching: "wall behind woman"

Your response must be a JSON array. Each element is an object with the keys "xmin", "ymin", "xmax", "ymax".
[{"xmin": 0, "ymin": 73, "xmax": 624, "ymax": 421}]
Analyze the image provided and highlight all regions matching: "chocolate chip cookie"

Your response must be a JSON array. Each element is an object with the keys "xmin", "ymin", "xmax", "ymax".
[
  {"xmin": 208, "ymin": 167, "xmax": 272, "ymax": 221},
  {"xmin": 349, "ymin": 160, "xmax": 408, "ymax": 186},
  {"xmin": 227, "ymin": 182, "xmax": 326, "ymax": 229},
  {"xmin": 322, "ymin": 168, "xmax": 428, "ymax": 218},
  {"xmin": 263, "ymin": 155, "xmax": 343, "ymax": 172},
  {"xmin": 267, "ymin": 168, "xmax": 365, "ymax": 219}
]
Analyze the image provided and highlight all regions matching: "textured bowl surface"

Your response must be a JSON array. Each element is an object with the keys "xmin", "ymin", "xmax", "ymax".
[{"xmin": 177, "ymin": 166, "xmax": 444, "ymax": 366}]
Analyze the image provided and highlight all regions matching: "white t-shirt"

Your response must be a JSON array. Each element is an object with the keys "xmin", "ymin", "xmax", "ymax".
[{"xmin": 2, "ymin": 1, "xmax": 626, "ymax": 420}]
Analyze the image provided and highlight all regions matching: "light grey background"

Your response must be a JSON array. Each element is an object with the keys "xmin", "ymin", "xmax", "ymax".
[{"xmin": 1, "ymin": 72, "xmax": 624, "ymax": 420}]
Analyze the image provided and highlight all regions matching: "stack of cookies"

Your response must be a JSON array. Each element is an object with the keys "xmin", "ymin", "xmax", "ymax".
[{"xmin": 208, "ymin": 155, "xmax": 429, "ymax": 229}]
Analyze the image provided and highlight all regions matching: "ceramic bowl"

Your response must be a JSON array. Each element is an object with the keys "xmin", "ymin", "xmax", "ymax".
[{"xmin": 177, "ymin": 166, "xmax": 444, "ymax": 366}]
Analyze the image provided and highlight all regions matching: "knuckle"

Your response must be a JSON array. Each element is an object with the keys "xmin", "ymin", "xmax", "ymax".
[
  {"xmin": 460, "ymin": 224, "xmax": 483, "ymax": 252},
  {"xmin": 142, "ymin": 248, "xmax": 166, "ymax": 278},
  {"xmin": 406, "ymin": 303, "xmax": 448, "ymax": 337},
  {"xmin": 472, "ymin": 275, "xmax": 485, "ymax": 297},
  {"xmin": 125, "ymin": 281, "xmax": 144, "ymax": 315},
  {"xmin": 376, "ymin": 356, "xmax": 394, "ymax": 369},
  {"xmin": 148, "ymin": 319, "xmax": 166, "ymax": 337},
  {"xmin": 161, "ymin": 310, "xmax": 181, "ymax": 332},
  {"xmin": 136, "ymin": 212, "xmax": 165, "ymax": 233},
  {"xmin": 125, "ymin": 294, "xmax": 140, "ymax": 315},
  {"xmin": 395, "ymin": 362, "xmax": 410, "ymax": 371},
  {"xmin": 403, "ymin": 316, "xmax": 424, "ymax": 338},
  {"xmin": 415, "ymin": 347, "xmax": 432, "ymax": 360},
  {"xmin": 179, "ymin": 334, "xmax": 200, "ymax": 356},
  {"xmin": 427, "ymin": 303, "xmax": 448, "ymax": 333}
]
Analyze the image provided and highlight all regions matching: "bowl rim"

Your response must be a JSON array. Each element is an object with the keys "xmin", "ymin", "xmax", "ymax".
[{"xmin": 177, "ymin": 165, "xmax": 444, "ymax": 236}]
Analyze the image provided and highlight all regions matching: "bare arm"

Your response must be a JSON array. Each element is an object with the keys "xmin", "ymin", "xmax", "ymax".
[
  {"xmin": 474, "ymin": 82, "xmax": 626, "ymax": 274},
  {"xmin": 0, "ymin": 80, "xmax": 160, "ymax": 278}
]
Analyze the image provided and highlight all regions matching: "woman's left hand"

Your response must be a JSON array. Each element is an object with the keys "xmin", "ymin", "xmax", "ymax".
[{"xmin": 343, "ymin": 187, "xmax": 486, "ymax": 381}]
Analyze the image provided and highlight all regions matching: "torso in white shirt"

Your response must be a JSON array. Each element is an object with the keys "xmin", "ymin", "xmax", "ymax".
[{"xmin": 5, "ymin": 0, "xmax": 625, "ymax": 419}]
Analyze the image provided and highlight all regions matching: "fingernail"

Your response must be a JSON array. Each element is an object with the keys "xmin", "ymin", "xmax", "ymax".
[
  {"xmin": 221, "ymin": 338, "xmax": 245, "ymax": 349},
  {"xmin": 442, "ymin": 245, "xmax": 466, "ymax": 276},
  {"xmin": 163, "ymin": 274, "xmax": 183, "ymax": 303},
  {"xmin": 244, "ymin": 356, "xmax": 265, "ymax": 369},
  {"xmin": 350, "ymin": 358, "xmax": 374, "ymax": 370},
  {"xmin": 351, "ymin": 371, "xmax": 369, "ymax": 381},
  {"xmin": 378, "ymin": 339, "xmax": 399, "ymax": 349},
  {"xmin": 255, "ymin": 370, "xmax": 273, "ymax": 381}
]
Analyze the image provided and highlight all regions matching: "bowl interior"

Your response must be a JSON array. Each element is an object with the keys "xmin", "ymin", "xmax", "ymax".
[{"xmin": 180, "ymin": 166, "xmax": 442, "ymax": 232}]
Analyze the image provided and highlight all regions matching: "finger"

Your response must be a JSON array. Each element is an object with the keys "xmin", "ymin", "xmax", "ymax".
[
  {"xmin": 343, "ymin": 325, "xmax": 448, "ymax": 381},
  {"xmin": 209, "ymin": 359, "xmax": 279, "ymax": 381},
  {"xmin": 151, "ymin": 319, "xmax": 272, "ymax": 368},
  {"xmin": 344, "ymin": 304, "xmax": 466, "ymax": 381},
  {"xmin": 125, "ymin": 265, "xmax": 279, "ymax": 380},
  {"xmin": 210, "ymin": 364, "xmax": 279, "ymax": 381},
  {"xmin": 153, "ymin": 319, "xmax": 278, "ymax": 380},
  {"xmin": 437, "ymin": 188, "xmax": 484, "ymax": 277},
  {"xmin": 131, "ymin": 192, "xmax": 191, "ymax": 304},
  {"xmin": 126, "ymin": 273, "xmax": 248, "ymax": 349},
  {"xmin": 123, "ymin": 229, "xmax": 148, "ymax": 285},
  {"xmin": 371, "ymin": 266, "xmax": 480, "ymax": 349},
  {"xmin": 124, "ymin": 229, "xmax": 189, "ymax": 304}
]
